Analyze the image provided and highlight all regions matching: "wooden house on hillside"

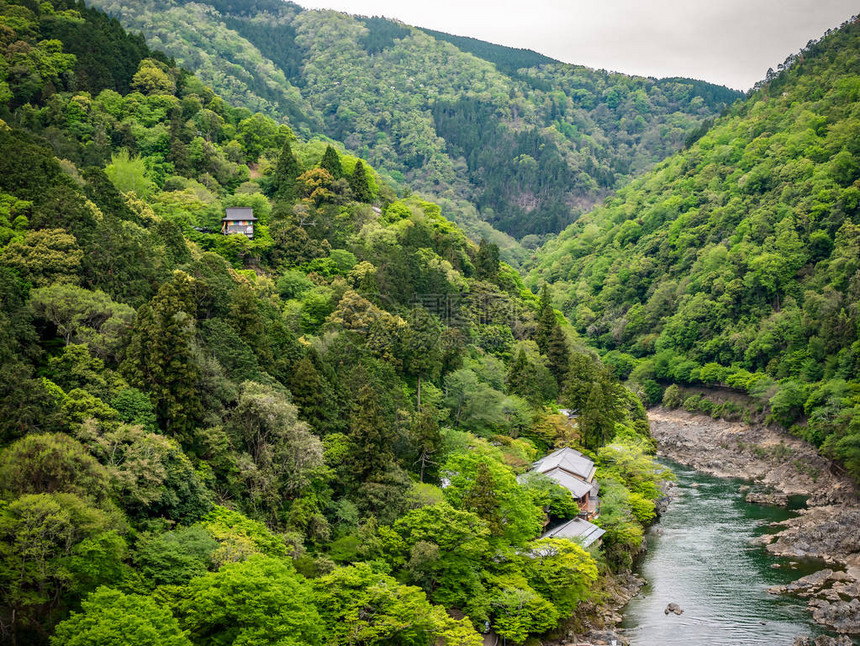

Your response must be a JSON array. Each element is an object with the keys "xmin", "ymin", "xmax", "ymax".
[
  {"xmin": 221, "ymin": 207, "xmax": 257, "ymax": 238},
  {"xmin": 529, "ymin": 447, "xmax": 599, "ymax": 519}
]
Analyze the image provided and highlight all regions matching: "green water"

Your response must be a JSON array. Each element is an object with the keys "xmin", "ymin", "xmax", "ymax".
[{"xmin": 621, "ymin": 459, "xmax": 851, "ymax": 646}]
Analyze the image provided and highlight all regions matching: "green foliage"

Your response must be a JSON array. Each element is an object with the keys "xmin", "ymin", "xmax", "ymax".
[
  {"xmin": 134, "ymin": 526, "xmax": 217, "ymax": 587},
  {"xmin": 0, "ymin": 3, "xmax": 669, "ymax": 644},
  {"xmin": 531, "ymin": 19, "xmax": 860, "ymax": 479},
  {"xmin": 0, "ymin": 433, "xmax": 112, "ymax": 504},
  {"xmin": 314, "ymin": 562, "xmax": 482, "ymax": 646},
  {"xmin": 180, "ymin": 554, "xmax": 323, "ymax": 646},
  {"xmin": 123, "ymin": 273, "xmax": 200, "ymax": 441},
  {"xmin": 662, "ymin": 384, "xmax": 683, "ymax": 408},
  {"xmin": 51, "ymin": 586, "xmax": 191, "ymax": 646},
  {"xmin": 386, "ymin": 502, "xmax": 492, "ymax": 617},
  {"xmin": 0, "ymin": 493, "xmax": 127, "ymax": 640},
  {"xmin": 442, "ymin": 453, "xmax": 543, "ymax": 545},
  {"xmin": 525, "ymin": 538, "xmax": 598, "ymax": 616},
  {"xmin": 83, "ymin": 0, "xmax": 736, "ymax": 242}
]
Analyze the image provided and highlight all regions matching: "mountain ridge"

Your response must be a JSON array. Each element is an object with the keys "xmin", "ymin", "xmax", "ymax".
[
  {"xmin": 529, "ymin": 15, "xmax": 860, "ymax": 479},
  {"xmin": 83, "ymin": 0, "xmax": 742, "ymax": 246}
]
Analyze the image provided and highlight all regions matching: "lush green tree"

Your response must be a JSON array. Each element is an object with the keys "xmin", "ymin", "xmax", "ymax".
[
  {"xmin": 346, "ymin": 371, "xmax": 394, "ymax": 481},
  {"xmin": 0, "ymin": 493, "xmax": 127, "ymax": 640},
  {"xmin": 179, "ymin": 554, "xmax": 323, "ymax": 646},
  {"xmin": 580, "ymin": 380, "xmax": 615, "ymax": 450},
  {"xmin": 51, "ymin": 587, "xmax": 191, "ymax": 646},
  {"xmin": 0, "ymin": 433, "xmax": 112, "ymax": 505},
  {"xmin": 535, "ymin": 285, "xmax": 556, "ymax": 355},
  {"xmin": 411, "ymin": 408, "xmax": 444, "ymax": 483},
  {"xmin": 404, "ymin": 306, "xmax": 442, "ymax": 408},
  {"xmin": 29, "ymin": 285, "xmax": 134, "ymax": 350},
  {"xmin": 546, "ymin": 325, "xmax": 570, "ymax": 386},
  {"xmin": 134, "ymin": 526, "xmax": 217, "ymax": 588},
  {"xmin": 461, "ymin": 460, "xmax": 503, "ymax": 536},
  {"xmin": 507, "ymin": 346, "xmax": 557, "ymax": 407},
  {"xmin": 525, "ymin": 538, "xmax": 598, "ymax": 615},
  {"xmin": 1, "ymin": 228, "xmax": 83, "ymax": 287},
  {"xmin": 490, "ymin": 586, "xmax": 558, "ymax": 643},
  {"xmin": 387, "ymin": 502, "xmax": 492, "ymax": 618},
  {"xmin": 442, "ymin": 453, "xmax": 542, "ymax": 545},
  {"xmin": 314, "ymin": 563, "xmax": 481, "ymax": 646},
  {"xmin": 76, "ymin": 421, "xmax": 213, "ymax": 522},
  {"xmin": 227, "ymin": 381, "xmax": 323, "ymax": 518},
  {"xmin": 288, "ymin": 354, "xmax": 334, "ymax": 434},
  {"xmin": 474, "ymin": 238, "xmax": 500, "ymax": 280}
]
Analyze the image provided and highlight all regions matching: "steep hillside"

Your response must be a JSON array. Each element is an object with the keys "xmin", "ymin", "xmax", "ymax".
[
  {"xmin": 0, "ymin": 0, "xmax": 664, "ymax": 644},
  {"xmin": 83, "ymin": 0, "xmax": 741, "ymax": 241},
  {"xmin": 531, "ymin": 17, "xmax": 860, "ymax": 478}
]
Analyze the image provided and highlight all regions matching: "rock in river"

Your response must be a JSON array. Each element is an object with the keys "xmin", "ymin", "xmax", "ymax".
[{"xmin": 746, "ymin": 491, "xmax": 790, "ymax": 506}]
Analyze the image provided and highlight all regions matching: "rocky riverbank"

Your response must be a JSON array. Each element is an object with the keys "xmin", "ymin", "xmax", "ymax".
[
  {"xmin": 649, "ymin": 407, "xmax": 860, "ymax": 637},
  {"xmin": 551, "ymin": 571, "xmax": 644, "ymax": 646}
]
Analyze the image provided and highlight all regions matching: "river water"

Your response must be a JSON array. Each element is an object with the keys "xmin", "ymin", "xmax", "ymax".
[{"xmin": 621, "ymin": 459, "xmax": 849, "ymax": 646}]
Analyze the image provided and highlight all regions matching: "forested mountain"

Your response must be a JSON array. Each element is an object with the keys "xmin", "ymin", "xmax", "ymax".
[
  {"xmin": 0, "ymin": 0, "xmax": 667, "ymax": 644},
  {"xmin": 82, "ymin": 0, "xmax": 741, "ymax": 244},
  {"xmin": 531, "ymin": 17, "xmax": 860, "ymax": 480}
]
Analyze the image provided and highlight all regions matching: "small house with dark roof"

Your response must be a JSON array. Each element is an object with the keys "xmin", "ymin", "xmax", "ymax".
[{"xmin": 221, "ymin": 207, "xmax": 257, "ymax": 238}]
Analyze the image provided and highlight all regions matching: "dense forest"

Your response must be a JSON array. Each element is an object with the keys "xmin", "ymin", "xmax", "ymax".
[
  {"xmin": 81, "ymin": 0, "xmax": 741, "ymax": 247},
  {"xmin": 0, "ymin": 1, "xmax": 671, "ymax": 644},
  {"xmin": 531, "ymin": 17, "xmax": 860, "ymax": 481}
]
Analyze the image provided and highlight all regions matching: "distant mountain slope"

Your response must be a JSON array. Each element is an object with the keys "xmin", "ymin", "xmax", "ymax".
[
  {"xmin": 419, "ymin": 27, "xmax": 559, "ymax": 74},
  {"xmin": 530, "ymin": 17, "xmax": 860, "ymax": 477},
  {"xmin": 84, "ymin": 0, "xmax": 741, "ymax": 240}
]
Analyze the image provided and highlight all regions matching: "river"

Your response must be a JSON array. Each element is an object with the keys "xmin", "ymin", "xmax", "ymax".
[{"xmin": 620, "ymin": 459, "xmax": 852, "ymax": 645}]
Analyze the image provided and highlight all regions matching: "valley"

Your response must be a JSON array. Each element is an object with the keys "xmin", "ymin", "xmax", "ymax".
[{"xmin": 0, "ymin": 1, "xmax": 856, "ymax": 645}]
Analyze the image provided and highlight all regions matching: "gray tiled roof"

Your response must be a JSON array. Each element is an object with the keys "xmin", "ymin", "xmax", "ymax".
[
  {"xmin": 223, "ymin": 207, "xmax": 257, "ymax": 221},
  {"xmin": 541, "ymin": 517, "xmax": 605, "ymax": 547},
  {"xmin": 532, "ymin": 447, "xmax": 595, "ymax": 481},
  {"xmin": 541, "ymin": 467, "xmax": 593, "ymax": 499}
]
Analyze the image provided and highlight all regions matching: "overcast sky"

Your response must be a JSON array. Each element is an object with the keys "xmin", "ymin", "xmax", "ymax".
[{"xmin": 294, "ymin": 0, "xmax": 856, "ymax": 90}]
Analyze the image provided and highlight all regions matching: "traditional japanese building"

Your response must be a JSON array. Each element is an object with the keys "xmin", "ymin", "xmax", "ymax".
[
  {"xmin": 540, "ymin": 517, "xmax": 605, "ymax": 548},
  {"xmin": 221, "ymin": 207, "xmax": 257, "ymax": 238},
  {"xmin": 522, "ymin": 447, "xmax": 600, "ymax": 519}
]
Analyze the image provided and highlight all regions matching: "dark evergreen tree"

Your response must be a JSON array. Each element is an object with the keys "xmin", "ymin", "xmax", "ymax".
[
  {"xmin": 411, "ymin": 408, "xmax": 443, "ymax": 483},
  {"xmin": 404, "ymin": 306, "xmax": 442, "ymax": 409},
  {"xmin": 229, "ymin": 284, "xmax": 268, "ymax": 362},
  {"xmin": 347, "ymin": 369, "xmax": 393, "ymax": 481},
  {"xmin": 289, "ymin": 355, "xmax": 332, "ymax": 434},
  {"xmin": 561, "ymin": 352, "xmax": 599, "ymax": 412},
  {"xmin": 123, "ymin": 273, "xmax": 200, "ymax": 443},
  {"xmin": 320, "ymin": 144, "xmax": 343, "ymax": 179},
  {"xmin": 546, "ymin": 325, "xmax": 570, "ymax": 387},
  {"xmin": 270, "ymin": 139, "xmax": 301, "ymax": 201},
  {"xmin": 474, "ymin": 238, "xmax": 500, "ymax": 280},
  {"xmin": 349, "ymin": 160, "xmax": 372, "ymax": 203},
  {"xmin": 580, "ymin": 381, "xmax": 614, "ymax": 451},
  {"xmin": 536, "ymin": 284, "xmax": 556, "ymax": 355},
  {"xmin": 506, "ymin": 347, "xmax": 555, "ymax": 406}
]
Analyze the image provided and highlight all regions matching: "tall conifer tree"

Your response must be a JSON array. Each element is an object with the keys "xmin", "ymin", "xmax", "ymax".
[
  {"xmin": 123, "ymin": 273, "xmax": 200, "ymax": 442},
  {"xmin": 271, "ymin": 139, "xmax": 301, "ymax": 201},
  {"xmin": 536, "ymin": 284, "xmax": 556, "ymax": 355},
  {"xmin": 320, "ymin": 144, "xmax": 343, "ymax": 179},
  {"xmin": 349, "ymin": 160, "xmax": 372, "ymax": 203}
]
